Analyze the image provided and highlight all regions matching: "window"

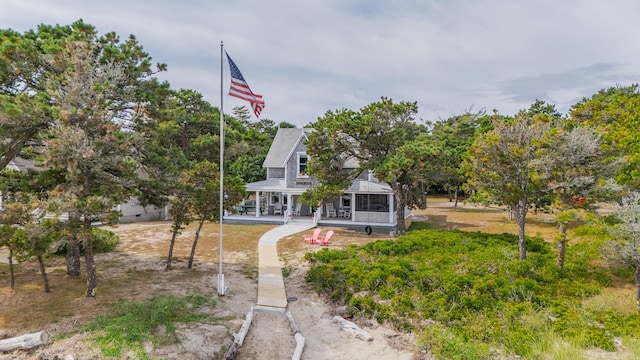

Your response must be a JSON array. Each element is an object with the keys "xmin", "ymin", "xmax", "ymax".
[
  {"xmin": 298, "ymin": 153, "xmax": 308, "ymax": 177},
  {"xmin": 355, "ymin": 194, "xmax": 388, "ymax": 212},
  {"xmin": 271, "ymin": 192, "xmax": 281, "ymax": 204},
  {"xmin": 341, "ymin": 196, "xmax": 351, "ymax": 208}
]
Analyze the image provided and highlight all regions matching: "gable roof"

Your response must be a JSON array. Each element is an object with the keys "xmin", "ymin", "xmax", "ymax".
[
  {"xmin": 263, "ymin": 128, "xmax": 312, "ymax": 168},
  {"xmin": 346, "ymin": 179, "xmax": 392, "ymax": 194},
  {"xmin": 7, "ymin": 157, "xmax": 40, "ymax": 172}
]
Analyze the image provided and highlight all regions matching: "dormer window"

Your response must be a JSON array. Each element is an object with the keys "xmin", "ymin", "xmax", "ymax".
[{"xmin": 298, "ymin": 153, "xmax": 308, "ymax": 177}]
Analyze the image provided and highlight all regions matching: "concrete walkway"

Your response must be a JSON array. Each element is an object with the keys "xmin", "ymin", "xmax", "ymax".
[{"xmin": 256, "ymin": 221, "xmax": 315, "ymax": 312}]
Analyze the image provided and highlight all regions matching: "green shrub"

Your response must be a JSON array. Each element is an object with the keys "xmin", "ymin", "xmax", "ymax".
[
  {"xmin": 420, "ymin": 325, "xmax": 492, "ymax": 360},
  {"xmin": 303, "ymin": 228, "xmax": 637, "ymax": 356},
  {"xmin": 91, "ymin": 228, "xmax": 120, "ymax": 253},
  {"xmin": 54, "ymin": 227, "xmax": 120, "ymax": 255}
]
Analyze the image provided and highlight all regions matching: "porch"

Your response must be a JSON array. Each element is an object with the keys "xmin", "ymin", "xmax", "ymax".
[{"xmin": 223, "ymin": 213, "xmax": 398, "ymax": 234}]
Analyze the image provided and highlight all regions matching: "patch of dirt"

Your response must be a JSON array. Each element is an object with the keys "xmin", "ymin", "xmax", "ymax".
[{"xmin": 1, "ymin": 221, "xmax": 422, "ymax": 359}]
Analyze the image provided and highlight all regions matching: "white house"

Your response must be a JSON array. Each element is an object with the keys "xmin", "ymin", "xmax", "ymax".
[{"xmin": 225, "ymin": 127, "xmax": 411, "ymax": 233}]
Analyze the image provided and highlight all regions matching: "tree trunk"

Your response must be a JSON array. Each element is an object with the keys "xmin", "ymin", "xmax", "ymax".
[
  {"xmin": 0, "ymin": 331, "xmax": 48, "ymax": 352},
  {"xmin": 557, "ymin": 223, "xmax": 567, "ymax": 270},
  {"xmin": 515, "ymin": 200, "xmax": 528, "ymax": 260},
  {"xmin": 83, "ymin": 219, "xmax": 97, "ymax": 297},
  {"xmin": 188, "ymin": 216, "xmax": 206, "ymax": 269},
  {"xmin": 66, "ymin": 238, "xmax": 81, "ymax": 276},
  {"xmin": 453, "ymin": 186, "xmax": 459, "ymax": 208},
  {"xmin": 447, "ymin": 188, "xmax": 453, "ymax": 202},
  {"xmin": 37, "ymin": 255, "xmax": 50, "ymax": 293},
  {"xmin": 9, "ymin": 249, "xmax": 15, "ymax": 289},
  {"xmin": 166, "ymin": 224, "xmax": 179, "ymax": 271},
  {"xmin": 66, "ymin": 234, "xmax": 81, "ymax": 277},
  {"xmin": 395, "ymin": 197, "xmax": 406, "ymax": 235}
]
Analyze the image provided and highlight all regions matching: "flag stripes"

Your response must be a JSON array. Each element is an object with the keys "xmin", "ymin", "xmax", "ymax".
[{"xmin": 226, "ymin": 52, "xmax": 265, "ymax": 118}]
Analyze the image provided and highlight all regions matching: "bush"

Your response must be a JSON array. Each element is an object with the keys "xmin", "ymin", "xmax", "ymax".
[
  {"xmin": 54, "ymin": 228, "xmax": 120, "ymax": 255},
  {"xmin": 304, "ymin": 228, "xmax": 639, "ymax": 356}
]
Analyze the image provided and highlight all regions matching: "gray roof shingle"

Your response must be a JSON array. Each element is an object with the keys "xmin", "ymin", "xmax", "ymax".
[{"xmin": 263, "ymin": 128, "xmax": 312, "ymax": 168}]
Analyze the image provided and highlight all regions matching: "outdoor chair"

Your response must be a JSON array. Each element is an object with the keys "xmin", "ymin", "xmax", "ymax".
[
  {"xmin": 274, "ymin": 203, "xmax": 282, "ymax": 215},
  {"xmin": 325, "ymin": 203, "xmax": 336, "ymax": 217},
  {"xmin": 294, "ymin": 203, "xmax": 302, "ymax": 216},
  {"xmin": 318, "ymin": 230, "xmax": 334, "ymax": 246},
  {"xmin": 303, "ymin": 228, "xmax": 322, "ymax": 244}
]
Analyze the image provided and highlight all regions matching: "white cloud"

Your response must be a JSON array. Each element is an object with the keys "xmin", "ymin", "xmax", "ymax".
[{"xmin": 3, "ymin": 0, "xmax": 640, "ymax": 125}]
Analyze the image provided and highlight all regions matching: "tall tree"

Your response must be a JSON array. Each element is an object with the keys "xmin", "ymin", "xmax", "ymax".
[
  {"xmin": 467, "ymin": 111, "xmax": 549, "ymax": 260},
  {"xmin": 43, "ymin": 40, "xmax": 140, "ymax": 297},
  {"xmin": 135, "ymin": 89, "xmax": 246, "ymax": 269},
  {"xmin": 570, "ymin": 85, "xmax": 640, "ymax": 188},
  {"xmin": 537, "ymin": 125, "xmax": 604, "ymax": 269},
  {"xmin": 603, "ymin": 192, "xmax": 640, "ymax": 314},
  {"xmin": 425, "ymin": 110, "xmax": 486, "ymax": 206},
  {"xmin": 0, "ymin": 20, "xmax": 165, "ymax": 169},
  {"xmin": 306, "ymin": 97, "xmax": 425, "ymax": 234},
  {"xmin": 187, "ymin": 161, "xmax": 245, "ymax": 269}
]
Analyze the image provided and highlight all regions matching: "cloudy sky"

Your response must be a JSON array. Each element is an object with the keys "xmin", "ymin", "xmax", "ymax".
[{"xmin": 3, "ymin": 0, "xmax": 640, "ymax": 126}]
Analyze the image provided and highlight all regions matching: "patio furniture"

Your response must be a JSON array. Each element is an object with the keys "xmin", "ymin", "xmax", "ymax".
[
  {"xmin": 274, "ymin": 203, "xmax": 282, "ymax": 215},
  {"xmin": 294, "ymin": 203, "xmax": 302, "ymax": 216},
  {"xmin": 303, "ymin": 228, "xmax": 322, "ymax": 244},
  {"xmin": 325, "ymin": 203, "xmax": 336, "ymax": 217},
  {"xmin": 237, "ymin": 204, "xmax": 265, "ymax": 215},
  {"xmin": 318, "ymin": 230, "xmax": 334, "ymax": 246}
]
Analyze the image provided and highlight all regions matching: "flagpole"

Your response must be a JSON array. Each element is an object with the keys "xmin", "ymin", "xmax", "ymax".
[{"xmin": 218, "ymin": 40, "xmax": 225, "ymax": 296}]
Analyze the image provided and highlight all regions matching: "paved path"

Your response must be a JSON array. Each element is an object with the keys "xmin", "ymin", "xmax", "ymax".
[{"xmin": 256, "ymin": 221, "xmax": 315, "ymax": 312}]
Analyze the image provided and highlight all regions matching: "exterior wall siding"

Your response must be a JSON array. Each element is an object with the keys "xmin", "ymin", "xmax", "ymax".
[
  {"xmin": 354, "ymin": 211, "xmax": 391, "ymax": 223},
  {"xmin": 118, "ymin": 199, "xmax": 166, "ymax": 223},
  {"xmin": 287, "ymin": 141, "xmax": 314, "ymax": 189},
  {"xmin": 268, "ymin": 168, "xmax": 285, "ymax": 179}
]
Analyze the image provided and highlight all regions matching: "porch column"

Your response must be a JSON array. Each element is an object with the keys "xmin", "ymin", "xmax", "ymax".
[
  {"xmin": 255, "ymin": 191, "xmax": 260, "ymax": 218},
  {"xmin": 287, "ymin": 194, "xmax": 292, "ymax": 215},
  {"xmin": 388, "ymin": 193, "xmax": 394, "ymax": 224},
  {"xmin": 350, "ymin": 193, "xmax": 355, "ymax": 221}
]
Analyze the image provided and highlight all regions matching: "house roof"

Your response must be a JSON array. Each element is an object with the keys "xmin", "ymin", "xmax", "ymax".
[
  {"xmin": 245, "ymin": 178, "xmax": 308, "ymax": 195},
  {"xmin": 7, "ymin": 157, "xmax": 40, "ymax": 171},
  {"xmin": 263, "ymin": 128, "xmax": 312, "ymax": 168},
  {"xmin": 345, "ymin": 179, "xmax": 393, "ymax": 194}
]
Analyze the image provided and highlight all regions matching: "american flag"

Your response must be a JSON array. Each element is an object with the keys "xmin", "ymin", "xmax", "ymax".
[{"xmin": 226, "ymin": 52, "xmax": 265, "ymax": 118}]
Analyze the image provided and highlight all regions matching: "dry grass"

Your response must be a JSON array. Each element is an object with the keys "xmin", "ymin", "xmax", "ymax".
[
  {"xmin": 0, "ymin": 199, "xmax": 562, "ymax": 335},
  {"xmin": 414, "ymin": 196, "xmax": 561, "ymax": 241},
  {"xmin": 0, "ymin": 197, "xmax": 634, "ymax": 358},
  {"xmin": 0, "ymin": 221, "xmax": 276, "ymax": 335}
]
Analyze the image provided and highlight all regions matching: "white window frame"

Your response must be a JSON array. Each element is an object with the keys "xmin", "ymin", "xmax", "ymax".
[{"xmin": 297, "ymin": 153, "xmax": 309, "ymax": 178}]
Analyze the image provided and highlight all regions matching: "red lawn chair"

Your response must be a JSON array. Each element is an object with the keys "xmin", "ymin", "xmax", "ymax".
[
  {"xmin": 304, "ymin": 228, "xmax": 322, "ymax": 244},
  {"xmin": 318, "ymin": 230, "xmax": 334, "ymax": 246}
]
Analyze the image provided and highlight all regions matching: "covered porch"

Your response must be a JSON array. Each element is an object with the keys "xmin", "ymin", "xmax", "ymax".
[
  {"xmin": 226, "ymin": 178, "xmax": 403, "ymax": 233},
  {"xmin": 223, "ymin": 212, "xmax": 398, "ymax": 233},
  {"xmin": 232, "ymin": 178, "xmax": 314, "ymax": 218}
]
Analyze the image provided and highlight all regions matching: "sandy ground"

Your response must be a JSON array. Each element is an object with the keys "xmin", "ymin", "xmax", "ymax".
[{"xmin": 1, "ymin": 220, "xmax": 422, "ymax": 360}]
